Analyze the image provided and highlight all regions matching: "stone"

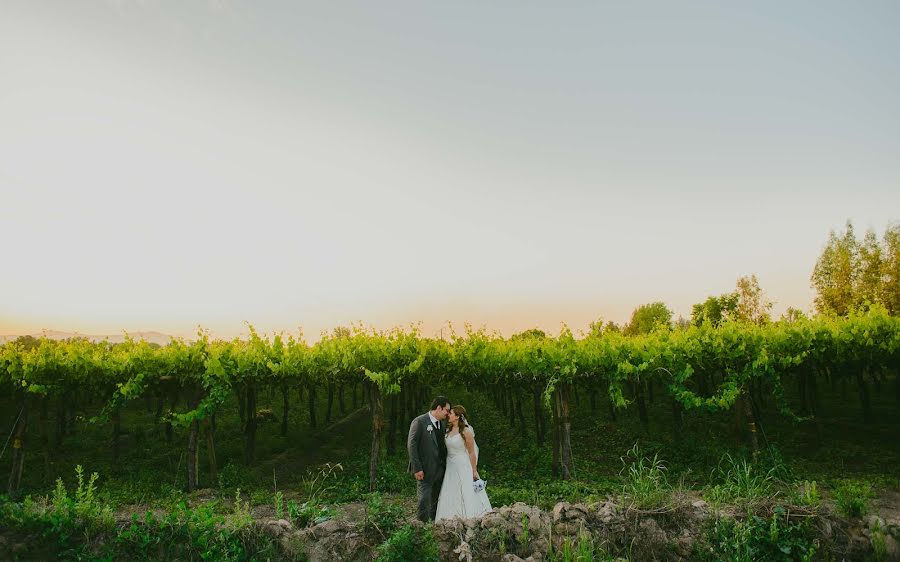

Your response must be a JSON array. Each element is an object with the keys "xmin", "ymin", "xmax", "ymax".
[
  {"xmin": 595, "ymin": 502, "xmax": 618, "ymax": 524},
  {"xmin": 882, "ymin": 535, "xmax": 900, "ymax": 559},
  {"xmin": 638, "ymin": 518, "xmax": 668, "ymax": 547},
  {"xmin": 886, "ymin": 518, "xmax": 900, "ymax": 540},
  {"xmin": 453, "ymin": 541, "xmax": 473, "ymax": 562},
  {"xmin": 550, "ymin": 502, "xmax": 589, "ymax": 527},
  {"xmin": 480, "ymin": 511, "xmax": 505, "ymax": 529},
  {"xmin": 821, "ymin": 520, "xmax": 833, "ymax": 539},
  {"xmin": 866, "ymin": 515, "xmax": 886, "ymax": 530},
  {"xmin": 553, "ymin": 522, "xmax": 580, "ymax": 535},
  {"xmin": 674, "ymin": 531, "xmax": 694, "ymax": 557},
  {"xmin": 265, "ymin": 524, "xmax": 285, "ymax": 538},
  {"xmin": 311, "ymin": 518, "xmax": 343, "ymax": 538},
  {"xmin": 552, "ymin": 502, "xmax": 569, "ymax": 522},
  {"xmin": 303, "ymin": 532, "xmax": 369, "ymax": 562}
]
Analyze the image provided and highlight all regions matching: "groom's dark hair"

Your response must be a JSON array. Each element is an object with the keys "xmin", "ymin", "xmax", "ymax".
[{"xmin": 430, "ymin": 396, "xmax": 451, "ymax": 410}]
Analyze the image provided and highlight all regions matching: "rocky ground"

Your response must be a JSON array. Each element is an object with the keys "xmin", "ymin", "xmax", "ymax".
[
  {"xmin": 251, "ymin": 495, "xmax": 900, "ymax": 561},
  {"xmin": 2, "ymin": 491, "xmax": 898, "ymax": 560}
]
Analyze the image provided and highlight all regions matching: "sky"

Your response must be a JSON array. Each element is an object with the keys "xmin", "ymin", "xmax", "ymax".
[{"xmin": 1, "ymin": 0, "xmax": 898, "ymax": 341}]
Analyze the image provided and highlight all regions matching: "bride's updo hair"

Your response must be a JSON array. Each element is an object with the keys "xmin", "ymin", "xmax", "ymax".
[{"xmin": 451, "ymin": 405, "xmax": 469, "ymax": 433}]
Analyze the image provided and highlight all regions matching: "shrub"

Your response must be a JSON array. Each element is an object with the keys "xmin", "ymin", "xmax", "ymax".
[
  {"xmin": 47, "ymin": 465, "xmax": 114, "ymax": 534},
  {"xmin": 832, "ymin": 480, "xmax": 873, "ymax": 518},
  {"xmin": 364, "ymin": 492, "xmax": 405, "ymax": 540},
  {"xmin": 274, "ymin": 490, "xmax": 284, "ymax": 520},
  {"xmin": 217, "ymin": 461, "xmax": 253, "ymax": 490},
  {"xmin": 227, "ymin": 488, "xmax": 254, "ymax": 529},
  {"xmin": 376, "ymin": 524, "xmax": 439, "ymax": 562},
  {"xmin": 791, "ymin": 481, "xmax": 820, "ymax": 508},
  {"xmin": 287, "ymin": 499, "xmax": 335, "ymax": 527},
  {"xmin": 115, "ymin": 501, "xmax": 274, "ymax": 561},
  {"xmin": 698, "ymin": 506, "xmax": 817, "ymax": 562}
]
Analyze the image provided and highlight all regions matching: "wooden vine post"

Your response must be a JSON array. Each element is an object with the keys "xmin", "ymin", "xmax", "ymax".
[
  {"xmin": 186, "ymin": 388, "xmax": 202, "ymax": 491},
  {"xmin": 733, "ymin": 389, "xmax": 759, "ymax": 455},
  {"xmin": 280, "ymin": 381, "xmax": 290, "ymax": 437},
  {"xmin": 857, "ymin": 369, "xmax": 873, "ymax": 423},
  {"xmin": 7, "ymin": 395, "xmax": 29, "ymax": 497},
  {"xmin": 366, "ymin": 379, "xmax": 385, "ymax": 492},
  {"xmin": 532, "ymin": 384, "xmax": 546, "ymax": 445},
  {"xmin": 553, "ymin": 382, "xmax": 574, "ymax": 480},
  {"xmin": 244, "ymin": 382, "xmax": 258, "ymax": 465}
]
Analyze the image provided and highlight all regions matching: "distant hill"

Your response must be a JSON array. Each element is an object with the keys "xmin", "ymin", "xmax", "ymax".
[{"xmin": 0, "ymin": 330, "xmax": 174, "ymax": 346}]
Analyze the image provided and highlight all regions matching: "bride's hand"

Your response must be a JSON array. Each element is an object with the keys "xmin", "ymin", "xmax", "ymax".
[{"xmin": 473, "ymin": 471, "xmax": 480, "ymax": 480}]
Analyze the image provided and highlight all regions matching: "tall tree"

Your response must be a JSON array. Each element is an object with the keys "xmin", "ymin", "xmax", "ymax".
[
  {"xmin": 624, "ymin": 302, "xmax": 672, "ymax": 336},
  {"xmin": 780, "ymin": 307, "xmax": 807, "ymax": 322},
  {"xmin": 812, "ymin": 221, "xmax": 858, "ymax": 315},
  {"xmin": 587, "ymin": 318, "xmax": 621, "ymax": 337},
  {"xmin": 880, "ymin": 224, "xmax": 900, "ymax": 314},
  {"xmin": 691, "ymin": 293, "xmax": 739, "ymax": 327},
  {"xmin": 857, "ymin": 229, "xmax": 884, "ymax": 309},
  {"xmin": 734, "ymin": 274, "xmax": 772, "ymax": 324}
]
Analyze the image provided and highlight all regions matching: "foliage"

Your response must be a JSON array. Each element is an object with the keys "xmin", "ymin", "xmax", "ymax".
[
  {"xmin": 364, "ymin": 492, "xmax": 405, "ymax": 540},
  {"xmin": 287, "ymin": 499, "xmax": 335, "ymax": 527},
  {"xmin": 375, "ymin": 524, "xmax": 440, "ymax": 562},
  {"xmin": 301, "ymin": 462, "xmax": 344, "ymax": 503},
  {"xmin": 218, "ymin": 461, "xmax": 253, "ymax": 490},
  {"xmin": 812, "ymin": 221, "xmax": 900, "ymax": 315},
  {"xmin": 273, "ymin": 490, "xmax": 284, "ymax": 520},
  {"xmin": 790, "ymin": 480, "xmax": 820, "ymax": 509},
  {"xmin": 547, "ymin": 529, "xmax": 614, "ymax": 561},
  {"xmin": 832, "ymin": 479, "xmax": 873, "ymax": 518},
  {"xmin": 705, "ymin": 454, "xmax": 776, "ymax": 506},
  {"xmin": 227, "ymin": 488, "xmax": 254, "ymax": 529},
  {"xmin": 0, "ymin": 467, "xmax": 279, "ymax": 561},
  {"xmin": 697, "ymin": 506, "xmax": 818, "ymax": 562},
  {"xmin": 734, "ymin": 274, "xmax": 773, "ymax": 324},
  {"xmin": 872, "ymin": 519, "xmax": 888, "ymax": 561},
  {"xmin": 692, "ymin": 293, "xmax": 740, "ymax": 327},
  {"xmin": 619, "ymin": 444, "xmax": 672, "ymax": 509},
  {"xmin": 2, "ymin": 310, "xmax": 897, "ymax": 431},
  {"xmin": 623, "ymin": 302, "xmax": 673, "ymax": 336},
  {"xmin": 116, "ymin": 502, "xmax": 274, "ymax": 562}
]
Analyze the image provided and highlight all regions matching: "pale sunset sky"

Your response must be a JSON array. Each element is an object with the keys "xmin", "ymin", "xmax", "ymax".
[{"xmin": 1, "ymin": 1, "xmax": 899, "ymax": 340}]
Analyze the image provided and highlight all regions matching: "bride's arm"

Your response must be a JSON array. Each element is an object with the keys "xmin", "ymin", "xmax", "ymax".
[{"xmin": 462, "ymin": 430, "xmax": 479, "ymax": 480}]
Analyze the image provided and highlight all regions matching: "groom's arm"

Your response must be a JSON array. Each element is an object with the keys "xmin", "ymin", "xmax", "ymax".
[{"xmin": 407, "ymin": 418, "xmax": 424, "ymax": 477}]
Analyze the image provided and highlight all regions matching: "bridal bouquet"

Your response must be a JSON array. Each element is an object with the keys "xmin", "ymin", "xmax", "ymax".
[{"xmin": 473, "ymin": 478, "xmax": 486, "ymax": 493}]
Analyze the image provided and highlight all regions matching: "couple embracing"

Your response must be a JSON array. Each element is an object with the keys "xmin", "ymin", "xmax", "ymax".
[{"xmin": 406, "ymin": 396, "xmax": 493, "ymax": 523}]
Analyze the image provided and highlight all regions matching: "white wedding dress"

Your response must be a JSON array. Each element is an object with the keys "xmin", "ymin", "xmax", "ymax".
[{"xmin": 434, "ymin": 425, "xmax": 492, "ymax": 522}]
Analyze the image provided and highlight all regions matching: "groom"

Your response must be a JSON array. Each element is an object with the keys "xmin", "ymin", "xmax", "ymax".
[{"xmin": 407, "ymin": 396, "xmax": 450, "ymax": 522}]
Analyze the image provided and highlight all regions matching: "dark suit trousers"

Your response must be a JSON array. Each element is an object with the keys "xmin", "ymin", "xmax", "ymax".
[{"xmin": 417, "ymin": 474, "xmax": 443, "ymax": 522}]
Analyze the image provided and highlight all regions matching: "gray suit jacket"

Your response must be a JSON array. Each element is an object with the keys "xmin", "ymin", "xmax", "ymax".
[{"xmin": 407, "ymin": 413, "xmax": 447, "ymax": 483}]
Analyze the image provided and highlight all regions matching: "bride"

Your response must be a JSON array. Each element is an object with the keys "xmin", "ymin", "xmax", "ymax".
[{"xmin": 434, "ymin": 405, "xmax": 492, "ymax": 522}]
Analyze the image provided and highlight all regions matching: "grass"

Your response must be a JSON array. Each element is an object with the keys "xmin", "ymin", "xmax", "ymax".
[
  {"xmin": 832, "ymin": 479, "xmax": 874, "ymax": 518},
  {"xmin": 619, "ymin": 443, "xmax": 672, "ymax": 510},
  {"xmin": 704, "ymin": 453, "xmax": 777, "ymax": 506},
  {"xmin": 696, "ymin": 505, "xmax": 819, "ymax": 562}
]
